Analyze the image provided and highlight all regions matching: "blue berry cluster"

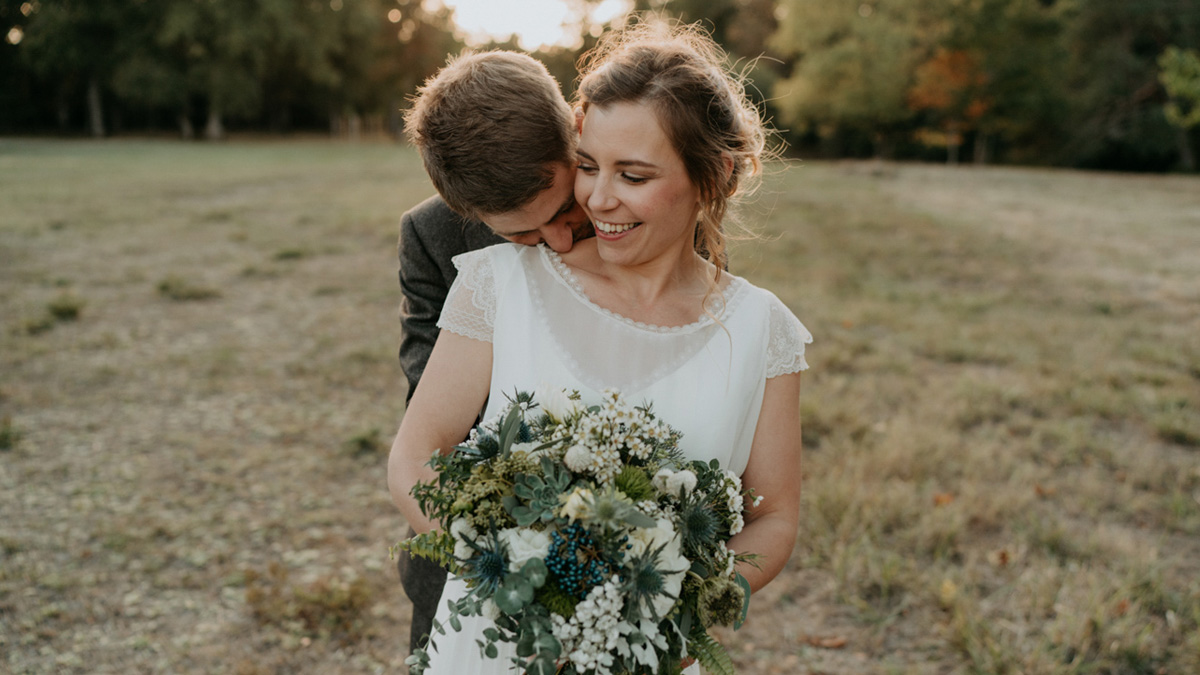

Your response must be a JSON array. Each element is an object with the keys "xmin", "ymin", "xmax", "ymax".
[{"xmin": 548, "ymin": 523, "xmax": 616, "ymax": 598}]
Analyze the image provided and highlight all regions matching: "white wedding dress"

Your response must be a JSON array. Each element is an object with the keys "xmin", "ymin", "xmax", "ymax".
[{"xmin": 422, "ymin": 243, "xmax": 812, "ymax": 674}]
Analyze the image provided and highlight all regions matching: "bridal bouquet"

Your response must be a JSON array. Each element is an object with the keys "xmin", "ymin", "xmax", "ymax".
[{"xmin": 397, "ymin": 387, "xmax": 759, "ymax": 675}]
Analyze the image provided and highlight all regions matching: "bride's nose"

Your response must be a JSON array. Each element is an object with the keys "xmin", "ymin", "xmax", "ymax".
[{"xmin": 586, "ymin": 176, "xmax": 618, "ymax": 213}]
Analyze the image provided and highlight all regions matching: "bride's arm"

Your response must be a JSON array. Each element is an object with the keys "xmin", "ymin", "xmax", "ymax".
[
  {"xmin": 387, "ymin": 330, "xmax": 492, "ymax": 534},
  {"xmin": 727, "ymin": 371, "xmax": 803, "ymax": 594}
]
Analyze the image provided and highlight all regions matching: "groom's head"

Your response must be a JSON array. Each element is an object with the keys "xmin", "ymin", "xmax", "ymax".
[{"xmin": 405, "ymin": 51, "xmax": 591, "ymax": 253}]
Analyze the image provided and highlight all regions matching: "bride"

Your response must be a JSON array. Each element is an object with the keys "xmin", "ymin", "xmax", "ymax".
[{"xmin": 389, "ymin": 19, "xmax": 812, "ymax": 674}]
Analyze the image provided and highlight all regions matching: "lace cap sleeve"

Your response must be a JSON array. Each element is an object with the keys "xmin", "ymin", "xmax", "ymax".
[
  {"xmin": 437, "ymin": 248, "xmax": 497, "ymax": 342},
  {"xmin": 765, "ymin": 294, "xmax": 813, "ymax": 378}
]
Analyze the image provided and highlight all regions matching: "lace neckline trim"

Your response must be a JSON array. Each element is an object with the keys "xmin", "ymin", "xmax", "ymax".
[{"xmin": 539, "ymin": 245, "xmax": 747, "ymax": 335}]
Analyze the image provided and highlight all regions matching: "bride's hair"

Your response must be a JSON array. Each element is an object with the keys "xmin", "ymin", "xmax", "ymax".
[{"xmin": 576, "ymin": 17, "xmax": 775, "ymax": 274}]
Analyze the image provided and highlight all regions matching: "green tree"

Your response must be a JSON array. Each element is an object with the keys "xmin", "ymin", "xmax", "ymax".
[
  {"xmin": 17, "ymin": 0, "xmax": 150, "ymax": 136},
  {"xmin": 908, "ymin": 47, "xmax": 991, "ymax": 164},
  {"xmin": 771, "ymin": 0, "xmax": 935, "ymax": 157},
  {"xmin": 632, "ymin": 0, "xmax": 784, "ymax": 132},
  {"xmin": 1061, "ymin": 0, "xmax": 1200, "ymax": 170},
  {"xmin": 1158, "ymin": 45, "xmax": 1200, "ymax": 170},
  {"xmin": 916, "ymin": 0, "xmax": 1068, "ymax": 165},
  {"xmin": 370, "ymin": 0, "xmax": 463, "ymax": 136}
]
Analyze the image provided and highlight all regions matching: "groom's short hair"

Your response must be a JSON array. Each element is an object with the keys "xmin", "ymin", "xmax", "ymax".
[{"xmin": 404, "ymin": 51, "xmax": 576, "ymax": 222}]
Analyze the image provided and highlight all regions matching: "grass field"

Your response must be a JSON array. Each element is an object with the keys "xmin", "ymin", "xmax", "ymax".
[{"xmin": 1, "ymin": 138, "xmax": 1198, "ymax": 674}]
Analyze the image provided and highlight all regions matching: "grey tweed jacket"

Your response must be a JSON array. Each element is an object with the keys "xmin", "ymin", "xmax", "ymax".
[
  {"xmin": 395, "ymin": 194, "xmax": 502, "ymax": 653},
  {"xmin": 398, "ymin": 194, "xmax": 504, "ymax": 402}
]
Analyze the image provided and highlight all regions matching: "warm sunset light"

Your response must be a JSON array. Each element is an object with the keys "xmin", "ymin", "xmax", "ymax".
[{"xmin": 439, "ymin": 0, "xmax": 628, "ymax": 50}]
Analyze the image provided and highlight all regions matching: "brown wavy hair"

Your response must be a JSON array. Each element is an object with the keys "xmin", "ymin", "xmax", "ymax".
[
  {"xmin": 576, "ymin": 18, "xmax": 774, "ymax": 272},
  {"xmin": 405, "ymin": 51, "xmax": 576, "ymax": 221}
]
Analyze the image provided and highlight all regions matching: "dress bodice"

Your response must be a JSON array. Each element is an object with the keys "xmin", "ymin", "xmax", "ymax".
[{"xmin": 438, "ymin": 243, "xmax": 811, "ymax": 477}]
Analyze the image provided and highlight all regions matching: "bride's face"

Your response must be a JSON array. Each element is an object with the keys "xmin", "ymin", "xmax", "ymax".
[{"xmin": 574, "ymin": 101, "xmax": 702, "ymax": 268}]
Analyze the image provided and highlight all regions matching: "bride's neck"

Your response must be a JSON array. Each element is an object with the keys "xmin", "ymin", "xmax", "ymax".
[{"xmin": 559, "ymin": 240, "xmax": 716, "ymax": 326}]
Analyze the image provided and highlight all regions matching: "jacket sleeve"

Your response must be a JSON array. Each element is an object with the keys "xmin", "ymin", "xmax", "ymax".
[{"xmin": 398, "ymin": 208, "xmax": 450, "ymax": 403}]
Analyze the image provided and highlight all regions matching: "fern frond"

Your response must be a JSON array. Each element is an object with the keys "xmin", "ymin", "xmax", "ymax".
[
  {"xmin": 688, "ymin": 627, "xmax": 735, "ymax": 675},
  {"xmin": 394, "ymin": 531, "xmax": 457, "ymax": 570}
]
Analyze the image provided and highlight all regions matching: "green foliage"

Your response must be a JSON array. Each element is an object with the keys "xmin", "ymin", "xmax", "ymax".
[
  {"xmin": 273, "ymin": 247, "xmax": 311, "ymax": 261},
  {"xmin": 509, "ymin": 458, "xmax": 573, "ymax": 527},
  {"xmin": 0, "ymin": 416, "xmax": 19, "ymax": 452},
  {"xmin": 1159, "ymin": 46, "xmax": 1200, "ymax": 129},
  {"xmin": 21, "ymin": 314, "xmax": 55, "ymax": 335},
  {"xmin": 771, "ymin": 0, "xmax": 922, "ymax": 153},
  {"xmin": 394, "ymin": 530, "xmax": 458, "ymax": 571},
  {"xmin": 46, "ymin": 293, "xmax": 83, "ymax": 321},
  {"xmin": 342, "ymin": 428, "xmax": 383, "ymax": 457},
  {"xmin": 534, "ymin": 582, "xmax": 578, "ymax": 619},
  {"xmin": 687, "ymin": 623, "xmax": 736, "ymax": 675},
  {"xmin": 614, "ymin": 465, "xmax": 654, "ymax": 502},
  {"xmin": 157, "ymin": 275, "xmax": 221, "ymax": 301}
]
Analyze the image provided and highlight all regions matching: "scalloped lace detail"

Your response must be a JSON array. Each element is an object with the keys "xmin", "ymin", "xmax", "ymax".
[
  {"xmin": 765, "ymin": 296, "xmax": 813, "ymax": 377},
  {"xmin": 437, "ymin": 250, "xmax": 496, "ymax": 342},
  {"xmin": 541, "ymin": 246, "xmax": 744, "ymax": 333}
]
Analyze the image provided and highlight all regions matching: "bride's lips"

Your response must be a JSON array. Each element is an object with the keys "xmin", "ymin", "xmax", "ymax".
[{"xmin": 594, "ymin": 220, "xmax": 642, "ymax": 240}]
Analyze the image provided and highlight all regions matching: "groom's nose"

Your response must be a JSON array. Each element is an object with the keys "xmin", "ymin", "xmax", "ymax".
[{"xmin": 540, "ymin": 223, "xmax": 575, "ymax": 253}]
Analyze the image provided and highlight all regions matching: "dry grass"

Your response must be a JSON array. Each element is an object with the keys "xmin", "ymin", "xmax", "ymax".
[{"xmin": 1, "ymin": 139, "xmax": 1198, "ymax": 674}]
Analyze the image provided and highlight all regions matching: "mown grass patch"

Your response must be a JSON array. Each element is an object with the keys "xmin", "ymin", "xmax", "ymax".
[{"xmin": 1, "ymin": 140, "xmax": 1197, "ymax": 673}]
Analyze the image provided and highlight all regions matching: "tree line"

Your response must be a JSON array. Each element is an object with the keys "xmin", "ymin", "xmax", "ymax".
[{"xmin": 3, "ymin": 0, "xmax": 1198, "ymax": 171}]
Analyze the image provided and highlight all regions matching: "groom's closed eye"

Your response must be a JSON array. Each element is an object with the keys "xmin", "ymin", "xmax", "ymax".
[{"xmin": 547, "ymin": 195, "xmax": 575, "ymax": 225}]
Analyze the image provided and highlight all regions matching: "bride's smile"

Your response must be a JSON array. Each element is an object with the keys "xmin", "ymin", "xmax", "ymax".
[{"xmin": 574, "ymin": 101, "xmax": 702, "ymax": 269}]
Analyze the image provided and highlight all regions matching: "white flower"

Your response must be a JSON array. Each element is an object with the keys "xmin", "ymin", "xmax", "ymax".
[
  {"xmin": 652, "ymin": 539, "xmax": 688, "ymax": 618},
  {"xmin": 625, "ymin": 518, "xmax": 688, "ymax": 618},
  {"xmin": 553, "ymin": 577, "xmax": 624, "ymax": 675},
  {"xmin": 509, "ymin": 441, "xmax": 540, "ymax": 456},
  {"xmin": 652, "ymin": 468, "xmax": 696, "ymax": 497},
  {"xmin": 651, "ymin": 468, "xmax": 674, "ymax": 494},
  {"xmin": 449, "ymin": 518, "xmax": 478, "ymax": 560},
  {"xmin": 498, "ymin": 528, "xmax": 551, "ymax": 572},
  {"xmin": 560, "ymin": 487, "xmax": 594, "ymax": 523},
  {"xmin": 533, "ymin": 383, "xmax": 580, "ymax": 421},
  {"xmin": 666, "ymin": 469, "xmax": 697, "ymax": 497},
  {"xmin": 563, "ymin": 444, "xmax": 594, "ymax": 473},
  {"xmin": 481, "ymin": 598, "xmax": 501, "ymax": 621},
  {"xmin": 622, "ymin": 617, "xmax": 667, "ymax": 669}
]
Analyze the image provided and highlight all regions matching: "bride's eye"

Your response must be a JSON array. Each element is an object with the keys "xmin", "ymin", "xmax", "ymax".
[
  {"xmin": 621, "ymin": 172, "xmax": 648, "ymax": 184},
  {"xmin": 576, "ymin": 160, "xmax": 598, "ymax": 174}
]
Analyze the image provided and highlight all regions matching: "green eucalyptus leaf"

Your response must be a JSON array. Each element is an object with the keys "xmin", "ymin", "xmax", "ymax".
[
  {"xmin": 534, "ymin": 633, "xmax": 561, "ymax": 655},
  {"xmin": 527, "ymin": 654, "xmax": 557, "ymax": 675},
  {"xmin": 521, "ymin": 558, "xmax": 549, "ymax": 587},
  {"xmin": 498, "ymin": 405, "xmax": 523, "ymax": 456},
  {"xmin": 516, "ymin": 629, "xmax": 535, "ymax": 657},
  {"xmin": 622, "ymin": 510, "xmax": 658, "ymax": 529},
  {"xmin": 494, "ymin": 577, "xmax": 533, "ymax": 614}
]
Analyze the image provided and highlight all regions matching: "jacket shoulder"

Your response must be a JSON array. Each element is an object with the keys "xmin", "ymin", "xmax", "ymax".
[{"xmin": 402, "ymin": 195, "xmax": 500, "ymax": 250}]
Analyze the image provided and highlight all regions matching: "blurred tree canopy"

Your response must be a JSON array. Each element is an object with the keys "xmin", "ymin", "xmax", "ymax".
[{"xmin": 2, "ymin": 0, "xmax": 1197, "ymax": 170}]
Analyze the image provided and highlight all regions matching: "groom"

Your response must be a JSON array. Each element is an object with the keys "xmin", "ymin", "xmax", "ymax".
[{"xmin": 396, "ymin": 50, "xmax": 591, "ymax": 654}]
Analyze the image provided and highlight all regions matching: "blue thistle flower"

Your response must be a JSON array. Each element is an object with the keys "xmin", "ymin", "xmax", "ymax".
[{"xmin": 460, "ymin": 529, "xmax": 508, "ymax": 595}]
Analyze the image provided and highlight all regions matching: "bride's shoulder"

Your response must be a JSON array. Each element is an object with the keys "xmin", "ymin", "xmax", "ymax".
[{"xmin": 451, "ymin": 241, "xmax": 525, "ymax": 270}]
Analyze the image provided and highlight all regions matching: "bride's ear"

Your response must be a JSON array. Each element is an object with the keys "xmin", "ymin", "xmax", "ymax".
[{"xmin": 574, "ymin": 106, "xmax": 585, "ymax": 135}]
